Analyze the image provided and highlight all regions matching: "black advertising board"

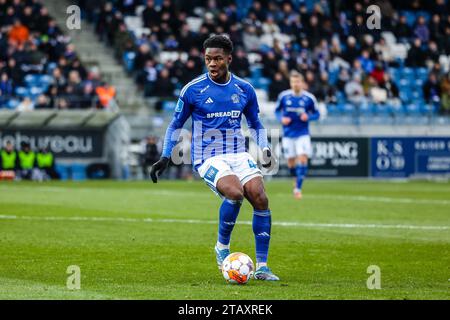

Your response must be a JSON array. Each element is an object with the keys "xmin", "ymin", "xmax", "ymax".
[
  {"xmin": 309, "ymin": 137, "xmax": 369, "ymax": 177},
  {"xmin": 0, "ymin": 129, "xmax": 104, "ymax": 158}
]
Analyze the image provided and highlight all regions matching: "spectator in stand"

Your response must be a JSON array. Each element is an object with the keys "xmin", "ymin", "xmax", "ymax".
[
  {"xmin": 394, "ymin": 15, "xmax": 412, "ymax": 43},
  {"xmin": 423, "ymin": 72, "xmax": 442, "ymax": 106},
  {"xmin": 0, "ymin": 72, "xmax": 14, "ymax": 100},
  {"xmin": 345, "ymin": 74, "xmax": 367, "ymax": 107},
  {"xmin": 95, "ymin": 82, "xmax": 116, "ymax": 109},
  {"xmin": 262, "ymin": 50, "xmax": 279, "ymax": 79},
  {"xmin": 358, "ymin": 50, "xmax": 374, "ymax": 74},
  {"xmin": 426, "ymin": 41, "xmax": 441, "ymax": 65},
  {"xmin": 17, "ymin": 96, "xmax": 34, "ymax": 111},
  {"xmin": 316, "ymin": 71, "xmax": 337, "ymax": 104},
  {"xmin": 79, "ymin": 82, "xmax": 96, "ymax": 109},
  {"xmin": 429, "ymin": 14, "xmax": 445, "ymax": 48},
  {"xmin": 367, "ymin": 76, "xmax": 388, "ymax": 104},
  {"xmin": 414, "ymin": 16, "xmax": 430, "ymax": 44},
  {"xmin": 370, "ymin": 62, "xmax": 385, "ymax": 85},
  {"xmin": 231, "ymin": 47, "xmax": 250, "ymax": 78},
  {"xmin": 381, "ymin": 73, "xmax": 401, "ymax": 107},
  {"xmin": 8, "ymin": 19, "xmax": 29, "ymax": 45},
  {"xmin": 35, "ymin": 94, "xmax": 51, "ymax": 109},
  {"xmin": 406, "ymin": 38, "xmax": 427, "ymax": 67},
  {"xmin": 268, "ymin": 72, "xmax": 288, "ymax": 101},
  {"xmin": 440, "ymin": 73, "xmax": 450, "ymax": 115},
  {"xmin": 153, "ymin": 68, "xmax": 174, "ymax": 98},
  {"xmin": 142, "ymin": 0, "xmax": 159, "ymax": 29}
]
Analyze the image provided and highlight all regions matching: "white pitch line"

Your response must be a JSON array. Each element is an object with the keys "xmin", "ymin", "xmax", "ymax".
[
  {"xmin": 1, "ymin": 185, "xmax": 449, "ymax": 206},
  {"xmin": 0, "ymin": 215, "xmax": 448, "ymax": 231},
  {"xmin": 303, "ymin": 194, "xmax": 450, "ymax": 206}
]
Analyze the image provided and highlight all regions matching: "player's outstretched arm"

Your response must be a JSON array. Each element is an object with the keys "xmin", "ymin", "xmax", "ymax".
[{"xmin": 150, "ymin": 95, "xmax": 192, "ymax": 183}]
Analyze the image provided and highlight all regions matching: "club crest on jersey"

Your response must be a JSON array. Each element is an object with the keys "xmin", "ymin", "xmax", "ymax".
[
  {"xmin": 231, "ymin": 94, "xmax": 239, "ymax": 104},
  {"xmin": 286, "ymin": 100, "xmax": 292, "ymax": 105},
  {"xmin": 299, "ymin": 100, "xmax": 305, "ymax": 107}
]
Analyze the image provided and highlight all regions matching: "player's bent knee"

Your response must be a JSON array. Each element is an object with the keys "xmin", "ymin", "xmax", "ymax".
[
  {"xmin": 251, "ymin": 192, "xmax": 269, "ymax": 211},
  {"xmin": 224, "ymin": 187, "xmax": 244, "ymax": 201}
]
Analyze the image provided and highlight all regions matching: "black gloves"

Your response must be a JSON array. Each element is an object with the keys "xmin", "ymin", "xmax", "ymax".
[{"xmin": 149, "ymin": 157, "xmax": 169, "ymax": 183}]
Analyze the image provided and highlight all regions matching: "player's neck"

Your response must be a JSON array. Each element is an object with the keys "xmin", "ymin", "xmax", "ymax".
[
  {"xmin": 209, "ymin": 71, "xmax": 231, "ymax": 85},
  {"xmin": 293, "ymin": 89, "xmax": 302, "ymax": 96}
]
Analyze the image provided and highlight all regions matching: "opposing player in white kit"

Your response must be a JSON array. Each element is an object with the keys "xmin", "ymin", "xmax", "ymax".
[
  {"xmin": 150, "ymin": 35, "xmax": 279, "ymax": 281},
  {"xmin": 275, "ymin": 71, "xmax": 320, "ymax": 200}
]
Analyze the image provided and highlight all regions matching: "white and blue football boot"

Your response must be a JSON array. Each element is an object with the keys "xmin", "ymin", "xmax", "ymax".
[{"xmin": 254, "ymin": 266, "xmax": 280, "ymax": 281}]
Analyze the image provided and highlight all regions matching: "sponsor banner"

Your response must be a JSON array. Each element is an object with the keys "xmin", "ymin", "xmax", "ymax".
[
  {"xmin": 371, "ymin": 137, "xmax": 450, "ymax": 177},
  {"xmin": 309, "ymin": 137, "xmax": 369, "ymax": 177},
  {"xmin": 0, "ymin": 129, "xmax": 104, "ymax": 158}
]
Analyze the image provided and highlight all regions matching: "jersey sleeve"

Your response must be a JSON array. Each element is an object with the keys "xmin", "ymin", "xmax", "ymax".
[
  {"xmin": 161, "ymin": 90, "xmax": 193, "ymax": 158},
  {"xmin": 243, "ymin": 85, "xmax": 269, "ymax": 150},
  {"xmin": 274, "ymin": 93, "xmax": 284, "ymax": 122},
  {"xmin": 307, "ymin": 95, "xmax": 320, "ymax": 121}
]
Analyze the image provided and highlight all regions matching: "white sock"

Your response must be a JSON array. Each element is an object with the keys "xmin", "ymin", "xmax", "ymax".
[
  {"xmin": 257, "ymin": 262, "xmax": 267, "ymax": 269},
  {"xmin": 216, "ymin": 241, "xmax": 230, "ymax": 250}
]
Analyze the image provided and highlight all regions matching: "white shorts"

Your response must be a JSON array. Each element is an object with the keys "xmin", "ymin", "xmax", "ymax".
[
  {"xmin": 197, "ymin": 152, "xmax": 262, "ymax": 196},
  {"xmin": 282, "ymin": 135, "xmax": 312, "ymax": 158}
]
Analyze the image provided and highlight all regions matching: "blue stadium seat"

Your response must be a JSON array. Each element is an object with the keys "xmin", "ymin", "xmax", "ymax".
[
  {"xmin": 399, "ymin": 90, "xmax": 412, "ymax": 104},
  {"xmin": 420, "ymin": 103, "xmax": 438, "ymax": 114},
  {"xmin": 336, "ymin": 91, "xmax": 346, "ymax": 104},
  {"xmin": 373, "ymin": 103, "xmax": 391, "ymax": 115},
  {"xmin": 253, "ymin": 77, "xmax": 270, "ymax": 90},
  {"xmin": 123, "ymin": 51, "xmax": 135, "ymax": 72},
  {"xmin": 405, "ymin": 103, "xmax": 421, "ymax": 115},
  {"xmin": 360, "ymin": 102, "xmax": 374, "ymax": 115},
  {"xmin": 15, "ymin": 87, "xmax": 29, "ymax": 97},
  {"xmin": 388, "ymin": 67, "xmax": 400, "ymax": 79},
  {"xmin": 399, "ymin": 11, "xmax": 417, "ymax": 26},
  {"xmin": 46, "ymin": 62, "xmax": 58, "ymax": 74},
  {"xmin": 413, "ymin": 78, "xmax": 424, "ymax": 88},
  {"xmin": 162, "ymin": 100, "xmax": 177, "ymax": 112},
  {"xmin": 416, "ymin": 67, "xmax": 429, "ymax": 81},
  {"xmin": 250, "ymin": 65, "xmax": 263, "ymax": 78},
  {"xmin": 326, "ymin": 104, "xmax": 339, "ymax": 115},
  {"xmin": 5, "ymin": 99, "xmax": 20, "ymax": 110},
  {"xmin": 55, "ymin": 164, "xmax": 70, "ymax": 181},
  {"xmin": 339, "ymin": 103, "xmax": 355, "ymax": 114},
  {"xmin": 71, "ymin": 164, "xmax": 87, "ymax": 180},
  {"xmin": 29, "ymin": 86, "xmax": 45, "ymax": 98},
  {"xmin": 401, "ymin": 67, "xmax": 414, "ymax": 79}
]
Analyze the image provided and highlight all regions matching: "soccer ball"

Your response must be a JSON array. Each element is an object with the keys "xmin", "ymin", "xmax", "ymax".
[{"xmin": 221, "ymin": 252, "xmax": 254, "ymax": 284}]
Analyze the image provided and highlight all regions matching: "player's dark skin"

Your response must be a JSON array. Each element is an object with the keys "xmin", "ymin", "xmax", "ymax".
[{"xmin": 205, "ymin": 47, "xmax": 269, "ymax": 211}]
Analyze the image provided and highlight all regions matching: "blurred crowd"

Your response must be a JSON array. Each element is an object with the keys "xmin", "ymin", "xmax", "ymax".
[
  {"xmin": 77, "ymin": 0, "xmax": 450, "ymax": 115},
  {"xmin": 0, "ymin": 0, "xmax": 116, "ymax": 110}
]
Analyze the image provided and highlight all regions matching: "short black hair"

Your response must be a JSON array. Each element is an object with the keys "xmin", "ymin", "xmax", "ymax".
[{"xmin": 203, "ymin": 34, "xmax": 233, "ymax": 55}]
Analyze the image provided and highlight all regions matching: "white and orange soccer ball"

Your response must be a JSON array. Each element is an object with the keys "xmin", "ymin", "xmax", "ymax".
[{"xmin": 221, "ymin": 252, "xmax": 254, "ymax": 284}]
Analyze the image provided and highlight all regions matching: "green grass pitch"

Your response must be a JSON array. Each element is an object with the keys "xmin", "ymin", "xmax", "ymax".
[{"xmin": 0, "ymin": 179, "xmax": 449, "ymax": 299}]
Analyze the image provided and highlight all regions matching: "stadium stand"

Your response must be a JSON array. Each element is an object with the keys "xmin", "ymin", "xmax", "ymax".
[
  {"xmin": 74, "ymin": 0, "xmax": 450, "ymax": 124},
  {"xmin": 0, "ymin": 0, "xmax": 117, "ymax": 111}
]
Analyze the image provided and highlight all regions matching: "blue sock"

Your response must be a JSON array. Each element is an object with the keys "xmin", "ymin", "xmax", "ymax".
[
  {"xmin": 252, "ymin": 209, "xmax": 271, "ymax": 264},
  {"xmin": 217, "ymin": 198, "xmax": 242, "ymax": 245},
  {"xmin": 289, "ymin": 167, "xmax": 296, "ymax": 177},
  {"xmin": 295, "ymin": 164, "xmax": 308, "ymax": 190}
]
